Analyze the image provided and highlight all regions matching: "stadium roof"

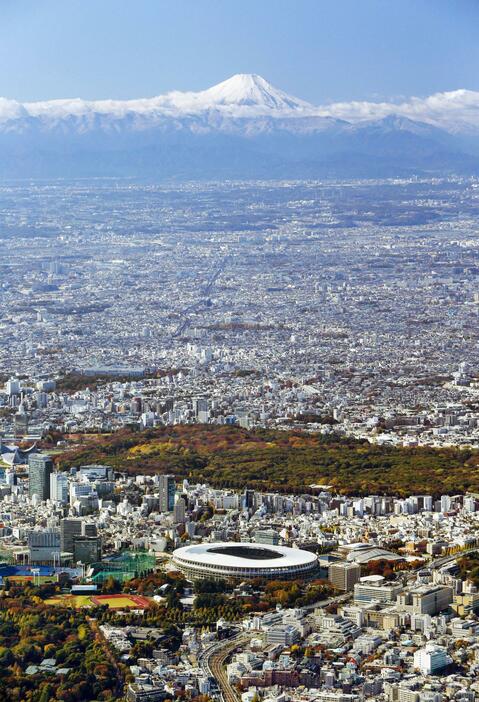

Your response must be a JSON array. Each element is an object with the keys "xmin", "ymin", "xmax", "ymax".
[{"xmin": 173, "ymin": 542, "xmax": 317, "ymax": 570}]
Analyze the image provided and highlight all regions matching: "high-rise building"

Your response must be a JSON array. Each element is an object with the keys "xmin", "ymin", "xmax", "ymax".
[
  {"xmin": 60, "ymin": 519, "xmax": 97, "ymax": 557},
  {"xmin": 243, "ymin": 489, "xmax": 255, "ymax": 510},
  {"xmin": 83, "ymin": 523, "xmax": 98, "ymax": 537},
  {"xmin": 36, "ymin": 379, "xmax": 56, "ymax": 392},
  {"xmin": 50, "ymin": 472, "xmax": 69, "ymax": 504},
  {"xmin": 329, "ymin": 561, "xmax": 361, "ymax": 592},
  {"xmin": 173, "ymin": 495, "xmax": 187, "ymax": 524},
  {"xmin": 159, "ymin": 474, "xmax": 176, "ymax": 512},
  {"xmin": 29, "ymin": 454, "xmax": 53, "ymax": 502},
  {"xmin": 60, "ymin": 518, "xmax": 83, "ymax": 554},
  {"xmin": 73, "ymin": 536, "xmax": 102, "ymax": 564},
  {"xmin": 440, "ymin": 495, "xmax": 452, "ymax": 513},
  {"xmin": 5, "ymin": 378, "xmax": 20, "ymax": 396},
  {"xmin": 14, "ymin": 409, "xmax": 29, "ymax": 435},
  {"xmin": 413, "ymin": 644, "xmax": 452, "ymax": 675},
  {"xmin": 423, "ymin": 495, "xmax": 434, "ymax": 511},
  {"xmin": 131, "ymin": 397, "xmax": 142, "ymax": 414},
  {"xmin": 193, "ymin": 397, "xmax": 209, "ymax": 423}
]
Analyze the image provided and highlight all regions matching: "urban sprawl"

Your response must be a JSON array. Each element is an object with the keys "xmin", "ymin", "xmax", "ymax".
[{"xmin": 1, "ymin": 178, "xmax": 479, "ymax": 702}]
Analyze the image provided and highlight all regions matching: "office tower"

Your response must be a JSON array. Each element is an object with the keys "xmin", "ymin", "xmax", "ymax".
[
  {"xmin": 36, "ymin": 379, "xmax": 56, "ymax": 393},
  {"xmin": 159, "ymin": 474, "xmax": 176, "ymax": 512},
  {"xmin": 60, "ymin": 518, "xmax": 83, "ymax": 554},
  {"xmin": 173, "ymin": 495, "xmax": 187, "ymax": 523},
  {"xmin": 464, "ymin": 496, "xmax": 476, "ymax": 513},
  {"xmin": 423, "ymin": 495, "xmax": 433, "ymax": 511},
  {"xmin": 34, "ymin": 391, "xmax": 48, "ymax": 408},
  {"xmin": 5, "ymin": 378, "xmax": 20, "ymax": 396},
  {"xmin": 14, "ymin": 410, "xmax": 29, "ymax": 434},
  {"xmin": 28, "ymin": 454, "xmax": 53, "ymax": 502},
  {"xmin": 193, "ymin": 397, "xmax": 209, "ymax": 423},
  {"xmin": 83, "ymin": 523, "xmax": 98, "ymax": 537},
  {"xmin": 329, "ymin": 561, "xmax": 361, "ymax": 592},
  {"xmin": 73, "ymin": 536, "xmax": 102, "ymax": 564},
  {"xmin": 243, "ymin": 488, "xmax": 255, "ymax": 510},
  {"xmin": 50, "ymin": 472, "xmax": 68, "ymax": 504}
]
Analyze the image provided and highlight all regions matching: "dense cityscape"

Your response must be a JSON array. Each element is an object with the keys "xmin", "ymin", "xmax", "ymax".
[
  {"xmin": 3, "ymin": 177, "xmax": 479, "ymax": 447},
  {"xmin": 0, "ymin": 175, "xmax": 479, "ymax": 701}
]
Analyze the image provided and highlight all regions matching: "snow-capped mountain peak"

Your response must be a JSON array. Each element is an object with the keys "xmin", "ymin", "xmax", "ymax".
[
  {"xmin": 0, "ymin": 73, "xmax": 475, "ymax": 180},
  {"xmin": 196, "ymin": 73, "xmax": 312, "ymax": 111},
  {"xmin": 0, "ymin": 76, "xmax": 477, "ymax": 133}
]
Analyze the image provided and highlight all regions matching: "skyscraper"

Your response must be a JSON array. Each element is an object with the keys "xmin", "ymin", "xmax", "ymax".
[
  {"xmin": 173, "ymin": 494, "xmax": 187, "ymax": 523},
  {"xmin": 50, "ymin": 472, "xmax": 69, "ymax": 504},
  {"xmin": 28, "ymin": 454, "xmax": 53, "ymax": 502},
  {"xmin": 193, "ymin": 397, "xmax": 209, "ymax": 423},
  {"xmin": 60, "ymin": 519, "xmax": 97, "ymax": 556},
  {"xmin": 159, "ymin": 474, "xmax": 176, "ymax": 512},
  {"xmin": 243, "ymin": 488, "xmax": 255, "ymax": 510},
  {"xmin": 60, "ymin": 518, "xmax": 83, "ymax": 554}
]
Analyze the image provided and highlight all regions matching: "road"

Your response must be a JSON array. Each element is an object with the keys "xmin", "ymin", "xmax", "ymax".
[
  {"xmin": 303, "ymin": 590, "xmax": 352, "ymax": 612},
  {"xmin": 428, "ymin": 547, "xmax": 478, "ymax": 569},
  {"xmin": 197, "ymin": 550, "xmax": 478, "ymax": 700},
  {"xmin": 404, "ymin": 546, "xmax": 479, "ymax": 582},
  {"xmin": 199, "ymin": 592, "xmax": 351, "ymax": 701},
  {"xmin": 172, "ymin": 257, "xmax": 227, "ymax": 338},
  {"xmin": 209, "ymin": 633, "xmax": 251, "ymax": 702},
  {"xmin": 198, "ymin": 629, "xmax": 249, "ymax": 702}
]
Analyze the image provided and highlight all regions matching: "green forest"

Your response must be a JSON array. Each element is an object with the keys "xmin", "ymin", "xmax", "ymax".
[
  {"xmin": 54, "ymin": 424, "xmax": 479, "ymax": 497},
  {"xmin": 0, "ymin": 592, "xmax": 120, "ymax": 702},
  {"xmin": 0, "ymin": 571, "xmax": 335, "ymax": 701}
]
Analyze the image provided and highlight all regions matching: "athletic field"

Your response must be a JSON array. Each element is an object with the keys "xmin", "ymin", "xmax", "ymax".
[
  {"xmin": 45, "ymin": 593, "xmax": 150, "ymax": 609},
  {"xmin": 7, "ymin": 575, "xmax": 57, "ymax": 585}
]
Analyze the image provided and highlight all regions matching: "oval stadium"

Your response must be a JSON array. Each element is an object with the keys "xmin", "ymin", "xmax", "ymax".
[{"xmin": 172, "ymin": 542, "xmax": 318, "ymax": 581}]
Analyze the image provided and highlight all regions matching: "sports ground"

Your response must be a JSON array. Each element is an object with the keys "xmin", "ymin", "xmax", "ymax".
[
  {"xmin": 45, "ymin": 593, "xmax": 151, "ymax": 609},
  {"xmin": 0, "ymin": 565, "xmax": 83, "ymax": 586}
]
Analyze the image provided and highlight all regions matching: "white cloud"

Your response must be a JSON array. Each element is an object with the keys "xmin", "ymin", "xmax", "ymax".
[
  {"xmin": 0, "ymin": 97, "xmax": 28, "ymax": 122},
  {"xmin": 317, "ymin": 89, "xmax": 479, "ymax": 133},
  {"xmin": 1, "ymin": 76, "xmax": 478, "ymax": 134}
]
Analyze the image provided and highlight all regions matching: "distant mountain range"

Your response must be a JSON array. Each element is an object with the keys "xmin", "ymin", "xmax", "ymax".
[{"xmin": 1, "ymin": 73, "xmax": 478, "ymax": 179}]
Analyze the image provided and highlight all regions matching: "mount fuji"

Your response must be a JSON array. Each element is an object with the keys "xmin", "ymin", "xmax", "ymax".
[{"xmin": 0, "ymin": 74, "xmax": 477, "ymax": 179}]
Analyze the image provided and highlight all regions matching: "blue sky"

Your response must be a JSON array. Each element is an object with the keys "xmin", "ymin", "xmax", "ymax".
[{"xmin": 1, "ymin": 0, "xmax": 477, "ymax": 103}]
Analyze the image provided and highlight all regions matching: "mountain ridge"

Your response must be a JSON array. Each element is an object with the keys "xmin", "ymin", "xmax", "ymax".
[
  {"xmin": 1, "ymin": 74, "xmax": 478, "ymax": 132},
  {"xmin": 0, "ymin": 74, "xmax": 477, "ymax": 180}
]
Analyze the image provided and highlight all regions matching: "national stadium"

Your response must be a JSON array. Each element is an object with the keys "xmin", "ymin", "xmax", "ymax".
[{"xmin": 172, "ymin": 542, "xmax": 318, "ymax": 581}]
